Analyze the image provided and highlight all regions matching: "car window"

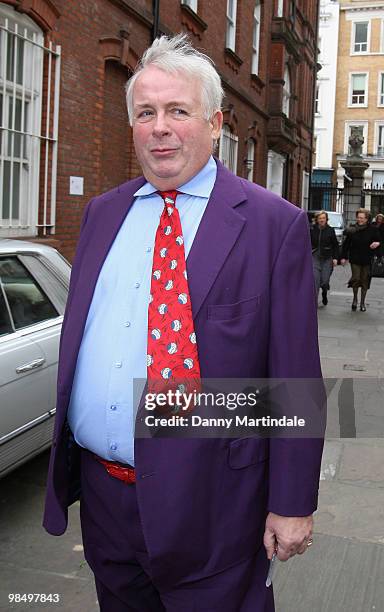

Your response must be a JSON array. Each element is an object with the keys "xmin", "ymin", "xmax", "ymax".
[
  {"xmin": 18, "ymin": 254, "xmax": 68, "ymax": 314},
  {"xmin": 0, "ymin": 257, "xmax": 59, "ymax": 330},
  {"xmin": 0, "ymin": 288, "xmax": 13, "ymax": 337},
  {"xmin": 327, "ymin": 213, "xmax": 344, "ymax": 229}
]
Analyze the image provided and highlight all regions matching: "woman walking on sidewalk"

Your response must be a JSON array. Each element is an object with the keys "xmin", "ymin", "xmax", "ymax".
[
  {"xmin": 310, "ymin": 211, "xmax": 339, "ymax": 306},
  {"xmin": 373, "ymin": 213, "xmax": 384, "ymax": 251},
  {"xmin": 341, "ymin": 208, "xmax": 381, "ymax": 312}
]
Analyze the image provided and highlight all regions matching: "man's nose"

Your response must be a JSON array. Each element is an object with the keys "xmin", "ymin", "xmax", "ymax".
[{"xmin": 152, "ymin": 112, "xmax": 171, "ymax": 136}]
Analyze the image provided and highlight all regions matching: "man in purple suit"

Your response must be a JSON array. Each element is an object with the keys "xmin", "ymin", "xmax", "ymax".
[{"xmin": 43, "ymin": 34, "xmax": 324, "ymax": 611}]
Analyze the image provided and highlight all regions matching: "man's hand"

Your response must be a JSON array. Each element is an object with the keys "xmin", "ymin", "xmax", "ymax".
[{"xmin": 263, "ymin": 512, "xmax": 313, "ymax": 561}]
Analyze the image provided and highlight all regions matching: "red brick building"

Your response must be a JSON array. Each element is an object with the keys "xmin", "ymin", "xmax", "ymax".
[{"xmin": 0, "ymin": 0, "xmax": 319, "ymax": 261}]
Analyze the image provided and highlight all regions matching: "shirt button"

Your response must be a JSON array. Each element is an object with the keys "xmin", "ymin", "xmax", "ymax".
[
  {"xmin": 115, "ymin": 361, "xmax": 122, "ymax": 368},
  {"xmin": 110, "ymin": 405, "xmax": 117, "ymax": 411},
  {"xmin": 134, "ymin": 282, "xmax": 140, "ymax": 288},
  {"xmin": 146, "ymin": 247, "xmax": 152, "ymax": 253},
  {"xmin": 110, "ymin": 443, "xmax": 117, "ymax": 451},
  {"xmin": 125, "ymin": 321, "xmax": 131, "ymax": 327}
]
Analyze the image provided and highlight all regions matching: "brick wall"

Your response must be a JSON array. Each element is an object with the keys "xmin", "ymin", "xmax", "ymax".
[{"xmin": 1, "ymin": 0, "xmax": 319, "ymax": 260}]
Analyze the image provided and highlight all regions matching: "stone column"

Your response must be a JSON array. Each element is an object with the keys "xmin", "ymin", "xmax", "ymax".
[{"xmin": 340, "ymin": 128, "xmax": 369, "ymax": 226}]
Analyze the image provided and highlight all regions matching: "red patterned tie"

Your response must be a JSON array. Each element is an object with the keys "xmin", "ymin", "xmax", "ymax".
[{"xmin": 147, "ymin": 191, "xmax": 201, "ymax": 400}]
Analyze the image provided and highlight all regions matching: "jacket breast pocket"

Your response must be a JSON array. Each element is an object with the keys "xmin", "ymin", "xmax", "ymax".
[
  {"xmin": 228, "ymin": 437, "xmax": 269, "ymax": 469},
  {"xmin": 207, "ymin": 295, "xmax": 261, "ymax": 321}
]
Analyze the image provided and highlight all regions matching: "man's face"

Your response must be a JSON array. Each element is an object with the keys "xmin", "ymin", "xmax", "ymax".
[
  {"xmin": 131, "ymin": 66, "xmax": 223, "ymax": 190},
  {"xmin": 317, "ymin": 214, "xmax": 327, "ymax": 227}
]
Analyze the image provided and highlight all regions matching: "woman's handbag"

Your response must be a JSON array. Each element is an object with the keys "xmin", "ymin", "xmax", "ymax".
[{"xmin": 370, "ymin": 254, "xmax": 384, "ymax": 278}]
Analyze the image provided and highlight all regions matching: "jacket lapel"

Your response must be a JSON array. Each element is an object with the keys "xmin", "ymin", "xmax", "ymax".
[{"xmin": 187, "ymin": 160, "xmax": 247, "ymax": 319}]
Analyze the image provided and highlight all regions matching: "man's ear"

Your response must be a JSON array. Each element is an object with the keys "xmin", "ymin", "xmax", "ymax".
[{"xmin": 210, "ymin": 110, "xmax": 223, "ymax": 139}]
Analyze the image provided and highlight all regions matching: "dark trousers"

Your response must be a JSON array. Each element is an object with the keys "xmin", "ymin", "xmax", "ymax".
[{"xmin": 79, "ymin": 449, "xmax": 275, "ymax": 612}]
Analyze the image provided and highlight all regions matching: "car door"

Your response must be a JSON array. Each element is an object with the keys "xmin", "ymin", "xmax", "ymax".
[{"xmin": 0, "ymin": 255, "xmax": 62, "ymax": 475}]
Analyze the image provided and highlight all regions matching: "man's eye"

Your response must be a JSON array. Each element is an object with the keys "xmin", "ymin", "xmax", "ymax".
[
  {"xmin": 172, "ymin": 108, "xmax": 188, "ymax": 116},
  {"xmin": 137, "ymin": 110, "xmax": 153, "ymax": 119}
]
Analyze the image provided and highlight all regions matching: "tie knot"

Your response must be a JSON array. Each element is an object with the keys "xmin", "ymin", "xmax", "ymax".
[{"xmin": 158, "ymin": 190, "xmax": 179, "ymax": 206}]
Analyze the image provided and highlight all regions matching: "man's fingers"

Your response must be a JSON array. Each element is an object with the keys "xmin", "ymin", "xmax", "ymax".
[
  {"xmin": 263, "ymin": 529, "xmax": 277, "ymax": 560},
  {"xmin": 276, "ymin": 542, "xmax": 294, "ymax": 562},
  {"xmin": 296, "ymin": 541, "xmax": 308, "ymax": 555}
]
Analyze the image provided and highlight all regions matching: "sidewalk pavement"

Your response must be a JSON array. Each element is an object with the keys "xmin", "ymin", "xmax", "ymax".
[
  {"xmin": 274, "ymin": 266, "xmax": 384, "ymax": 611},
  {"xmin": 0, "ymin": 267, "xmax": 383, "ymax": 611}
]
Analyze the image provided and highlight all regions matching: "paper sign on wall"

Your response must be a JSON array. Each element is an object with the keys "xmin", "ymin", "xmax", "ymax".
[{"xmin": 70, "ymin": 176, "xmax": 84, "ymax": 196}]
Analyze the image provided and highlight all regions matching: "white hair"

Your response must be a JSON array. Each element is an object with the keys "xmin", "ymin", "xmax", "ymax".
[{"xmin": 125, "ymin": 33, "xmax": 224, "ymax": 125}]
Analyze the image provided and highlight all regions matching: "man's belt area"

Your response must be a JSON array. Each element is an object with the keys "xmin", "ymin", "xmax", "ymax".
[{"xmin": 94, "ymin": 454, "xmax": 136, "ymax": 484}]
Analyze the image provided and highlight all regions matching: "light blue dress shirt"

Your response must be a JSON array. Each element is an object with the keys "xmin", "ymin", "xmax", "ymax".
[{"xmin": 67, "ymin": 156, "xmax": 217, "ymax": 465}]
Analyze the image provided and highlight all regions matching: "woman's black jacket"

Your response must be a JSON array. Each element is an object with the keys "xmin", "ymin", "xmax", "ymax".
[{"xmin": 341, "ymin": 224, "xmax": 381, "ymax": 266}]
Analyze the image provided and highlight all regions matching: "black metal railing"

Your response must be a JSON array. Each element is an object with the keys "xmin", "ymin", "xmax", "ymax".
[
  {"xmin": 361, "ymin": 184, "xmax": 384, "ymax": 217},
  {"xmin": 309, "ymin": 182, "xmax": 345, "ymax": 212}
]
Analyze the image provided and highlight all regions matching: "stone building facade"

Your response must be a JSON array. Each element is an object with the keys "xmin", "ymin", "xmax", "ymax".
[{"xmin": 333, "ymin": 0, "xmax": 384, "ymax": 215}]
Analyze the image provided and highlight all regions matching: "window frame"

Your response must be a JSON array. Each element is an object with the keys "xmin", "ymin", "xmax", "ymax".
[
  {"xmin": 344, "ymin": 121, "xmax": 369, "ymax": 156},
  {"xmin": 226, "ymin": 0, "xmax": 237, "ymax": 52},
  {"xmin": 282, "ymin": 65, "xmax": 291, "ymax": 117},
  {"xmin": 246, "ymin": 138, "xmax": 255, "ymax": 182},
  {"xmin": 378, "ymin": 71, "xmax": 384, "ymax": 107},
  {"xmin": 348, "ymin": 72, "xmax": 369, "ymax": 108},
  {"xmin": 218, "ymin": 124, "xmax": 239, "ymax": 175},
  {"xmin": 302, "ymin": 171, "xmax": 310, "ymax": 211},
  {"xmin": 277, "ymin": 0, "xmax": 284, "ymax": 18},
  {"xmin": 351, "ymin": 20, "xmax": 371, "ymax": 55},
  {"xmin": 0, "ymin": 5, "xmax": 44, "ymax": 235},
  {"xmin": 315, "ymin": 83, "xmax": 320, "ymax": 115},
  {"xmin": 251, "ymin": 1, "xmax": 261, "ymax": 76},
  {"xmin": 381, "ymin": 19, "xmax": 384, "ymax": 53},
  {"xmin": 374, "ymin": 121, "xmax": 384, "ymax": 158}
]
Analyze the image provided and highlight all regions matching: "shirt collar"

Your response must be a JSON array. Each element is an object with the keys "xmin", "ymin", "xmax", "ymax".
[{"xmin": 133, "ymin": 156, "xmax": 217, "ymax": 198}]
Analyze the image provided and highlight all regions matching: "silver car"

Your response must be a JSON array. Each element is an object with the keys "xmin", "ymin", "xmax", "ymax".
[{"xmin": 0, "ymin": 240, "xmax": 70, "ymax": 477}]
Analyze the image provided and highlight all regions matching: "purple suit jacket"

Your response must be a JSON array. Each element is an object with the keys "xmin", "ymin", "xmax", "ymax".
[{"xmin": 43, "ymin": 160, "xmax": 324, "ymax": 588}]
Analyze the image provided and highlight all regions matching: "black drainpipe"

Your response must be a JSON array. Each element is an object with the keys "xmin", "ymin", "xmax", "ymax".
[{"xmin": 152, "ymin": 0, "xmax": 160, "ymax": 42}]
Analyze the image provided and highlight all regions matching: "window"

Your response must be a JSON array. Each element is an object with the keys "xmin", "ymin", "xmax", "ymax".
[
  {"xmin": 352, "ymin": 21, "xmax": 369, "ymax": 53},
  {"xmin": 289, "ymin": 0, "xmax": 296, "ymax": 24},
  {"xmin": 0, "ymin": 257, "xmax": 58, "ymax": 330},
  {"xmin": 0, "ymin": 287, "xmax": 13, "ymax": 336},
  {"xmin": 219, "ymin": 124, "xmax": 238, "ymax": 174},
  {"xmin": 252, "ymin": 2, "xmax": 261, "ymax": 75},
  {"xmin": 302, "ymin": 171, "xmax": 310, "ymax": 211},
  {"xmin": 318, "ymin": 37, "xmax": 322, "ymax": 62},
  {"xmin": 314, "ymin": 135, "xmax": 320, "ymax": 168},
  {"xmin": 181, "ymin": 0, "xmax": 198, "ymax": 11},
  {"xmin": 349, "ymin": 73, "xmax": 368, "ymax": 106},
  {"xmin": 344, "ymin": 122, "xmax": 368, "ymax": 156},
  {"xmin": 277, "ymin": 0, "xmax": 284, "ymax": 17},
  {"xmin": 375, "ymin": 123, "xmax": 384, "ymax": 157},
  {"xmin": 226, "ymin": 0, "xmax": 237, "ymax": 51},
  {"xmin": 315, "ymin": 84, "xmax": 320, "ymax": 115},
  {"xmin": 0, "ymin": 5, "xmax": 60, "ymax": 238},
  {"xmin": 282, "ymin": 65, "xmax": 291, "ymax": 117},
  {"xmin": 382, "ymin": 19, "xmax": 384, "ymax": 53},
  {"xmin": 378, "ymin": 72, "xmax": 384, "ymax": 107},
  {"xmin": 267, "ymin": 150, "xmax": 286, "ymax": 196},
  {"xmin": 245, "ymin": 139, "xmax": 255, "ymax": 181},
  {"xmin": 372, "ymin": 171, "xmax": 384, "ymax": 189}
]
